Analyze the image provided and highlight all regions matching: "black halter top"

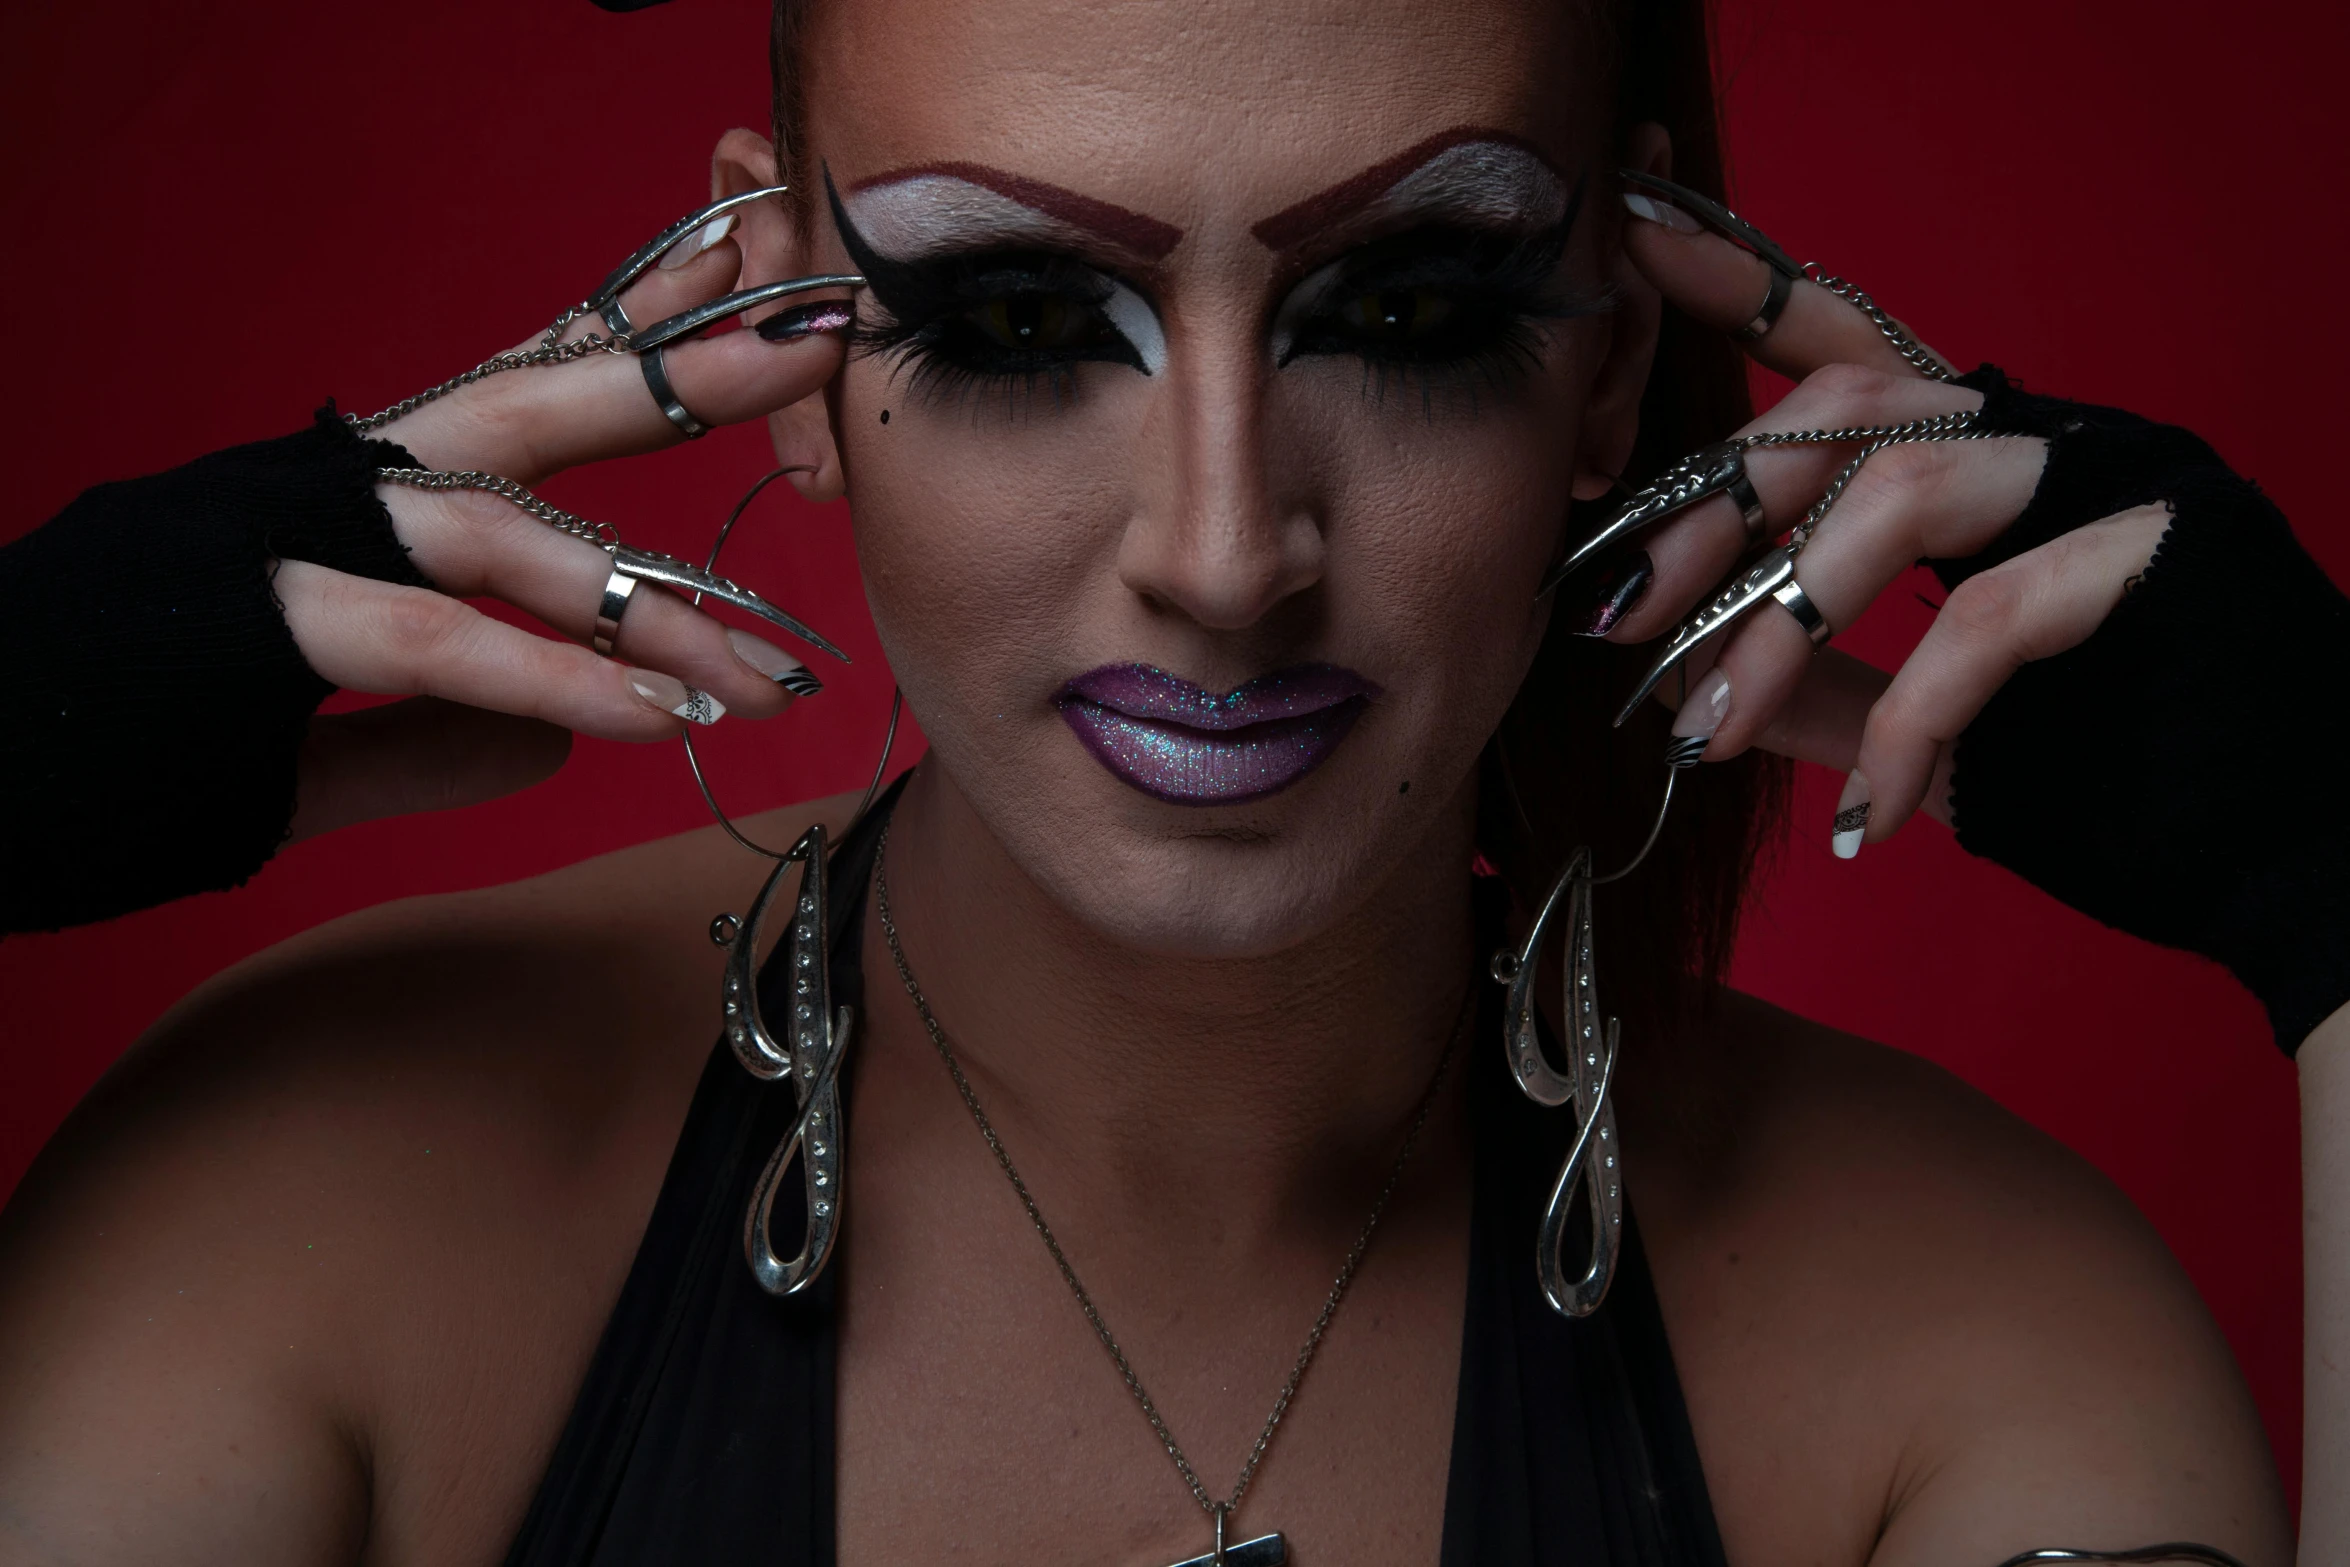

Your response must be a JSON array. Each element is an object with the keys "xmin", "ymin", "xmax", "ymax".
[{"xmin": 503, "ymin": 789, "xmax": 1726, "ymax": 1566}]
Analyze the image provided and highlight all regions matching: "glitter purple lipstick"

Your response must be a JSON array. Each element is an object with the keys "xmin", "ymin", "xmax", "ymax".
[{"xmin": 1056, "ymin": 662, "xmax": 1378, "ymax": 806}]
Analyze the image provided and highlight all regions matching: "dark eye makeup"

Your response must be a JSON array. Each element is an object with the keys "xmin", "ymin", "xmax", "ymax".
[
  {"xmin": 1278, "ymin": 180, "xmax": 1601, "ymax": 401},
  {"xmin": 1287, "ymin": 217, "xmax": 1597, "ymax": 394},
  {"xmin": 826, "ymin": 168, "xmax": 1601, "ymax": 411},
  {"xmin": 829, "ymin": 173, "xmax": 1145, "ymax": 409}
]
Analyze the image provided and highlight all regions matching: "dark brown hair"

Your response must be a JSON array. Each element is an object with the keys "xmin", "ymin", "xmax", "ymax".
[{"xmin": 769, "ymin": 0, "xmax": 1786, "ymax": 1032}]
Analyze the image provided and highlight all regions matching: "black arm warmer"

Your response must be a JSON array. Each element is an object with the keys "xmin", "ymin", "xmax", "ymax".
[
  {"xmin": 1928, "ymin": 367, "xmax": 2350, "ymax": 1054},
  {"xmin": 0, "ymin": 409, "xmax": 430, "ymax": 932}
]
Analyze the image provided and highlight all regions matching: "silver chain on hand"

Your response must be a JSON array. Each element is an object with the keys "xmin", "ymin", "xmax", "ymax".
[
  {"xmin": 1736, "ymin": 410, "xmax": 1993, "ymax": 547},
  {"xmin": 345, "ymin": 323, "xmax": 632, "ymax": 434},
  {"xmin": 875, "ymin": 823, "xmax": 1469, "ymax": 1537},
  {"xmin": 1802, "ymin": 263, "xmax": 1953, "ymax": 381},
  {"xmin": 371, "ymin": 466, "xmax": 619, "ymax": 544}
]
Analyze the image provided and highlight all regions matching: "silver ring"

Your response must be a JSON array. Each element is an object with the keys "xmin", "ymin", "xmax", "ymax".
[
  {"xmin": 600, "ymin": 296, "xmax": 635, "ymax": 337},
  {"xmin": 1731, "ymin": 265, "xmax": 1795, "ymax": 342},
  {"xmin": 641, "ymin": 345, "xmax": 708, "ymax": 439},
  {"xmin": 593, "ymin": 567, "xmax": 640, "ymax": 655},
  {"xmin": 1770, "ymin": 570, "xmax": 1832, "ymax": 648},
  {"xmin": 1726, "ymin": 464, "xmax": 1767, "ymax": 535}
]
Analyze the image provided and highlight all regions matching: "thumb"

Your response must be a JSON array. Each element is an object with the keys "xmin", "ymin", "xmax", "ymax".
[{"xmin": 288, "ymin": 697, "xmax": 572, "ymax": 843}]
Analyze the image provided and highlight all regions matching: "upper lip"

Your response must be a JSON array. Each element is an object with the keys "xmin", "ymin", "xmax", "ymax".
[{"xmin": 1056, "ymin": 662, "xmax": 1380, "ymax": 730}]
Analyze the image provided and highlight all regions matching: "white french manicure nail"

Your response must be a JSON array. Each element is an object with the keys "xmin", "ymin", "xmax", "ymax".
[
  {"xmin": 1670, "ymin": 667, "xmax": 1732, "ymax": 750},
  {"xmin": 628, "ymin": 670, "xmax": 726, "ymax": 725},
  {"xmin": 1831, "ymin": 772, "xmax": 1872, "ymax": 859},
  {"xmin": 658, "ymin": 211, "xmax": 738, "ymax": 270},
  {"xmin": 1622, "ymin": 191, "xmax": 1704, "ymax": 235},
  {"xmin": 727, "ymin": 628, "xmax": 823, "ymax": 696}
]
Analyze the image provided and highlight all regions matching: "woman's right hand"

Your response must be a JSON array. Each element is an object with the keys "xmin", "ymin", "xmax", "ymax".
[{"xmin": 276, "ymin": 199, "xmax": 851, "ymax": 840}]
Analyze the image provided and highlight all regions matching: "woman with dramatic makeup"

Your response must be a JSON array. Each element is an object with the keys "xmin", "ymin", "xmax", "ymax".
[{"xmin": 2, "ymin": 0, "xmax": 2346, "ymax": 1563}]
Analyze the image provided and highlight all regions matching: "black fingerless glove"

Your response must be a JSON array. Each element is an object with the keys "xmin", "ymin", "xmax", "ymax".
[
  {"xmin": 0, "ymin": 408, "xmax": 431, "ymax": 932},
  {"xmin": 1926, "ymin": 367, "xmax": 2350, "ymax": 1055}
]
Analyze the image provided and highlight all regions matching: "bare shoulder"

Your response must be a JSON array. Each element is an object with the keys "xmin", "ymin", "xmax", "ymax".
[
  {"xmin": 0, "ymin": 792, "xmax": 854, "ymax": 1567},
  {"xmin": 1627, "ymin": 990, "xmax": 2291, "ymax": 1567}
]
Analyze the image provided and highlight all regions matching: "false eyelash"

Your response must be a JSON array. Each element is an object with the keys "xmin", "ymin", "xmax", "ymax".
[
  {"xmin": 846, "ymin": 255, "xmax": 1137, "ymax": 411},
  {"xmin": 826, "ymin": 171, "xmax": 1143, "ymax": 413},
  {"xmin": 1280, "ymin": 218, "xmax": 1613, "ymax": 412},
  {"xmin": 1351, "ymin": 316, "xmax": 1556, "ymax": 415}
]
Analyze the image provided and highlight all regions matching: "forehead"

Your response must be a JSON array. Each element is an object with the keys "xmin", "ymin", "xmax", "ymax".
[{"xmin": 800, "ymin": 0, "xmax": 1597, "ymax": 229}]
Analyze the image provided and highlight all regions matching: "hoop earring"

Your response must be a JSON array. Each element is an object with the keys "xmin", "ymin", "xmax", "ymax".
[
  {"xmin": 1489, "ymin": 729, "xmax": 1706, "ymax": 1317},
  {"xmin": 688, "ymin": 465, "xmax": 904, "ymax": 1296}
]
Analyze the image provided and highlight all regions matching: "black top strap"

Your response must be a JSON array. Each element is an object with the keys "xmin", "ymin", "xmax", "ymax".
[{"xmin": 507, "ymin": 783, "xmax": 1722, "ymax": 1564}]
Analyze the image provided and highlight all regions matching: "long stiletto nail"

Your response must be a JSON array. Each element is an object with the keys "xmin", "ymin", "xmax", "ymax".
[
  {"xmin": 1831, "ymin": 772, "xmax": 1872, "ymax": 859},
  {"xmin": 727, "ymin": 628, "xmax": 825, "ymax": 694},
  {"xmin": 1622, "ymin": 191, "xmax": 1704, "ymax": 235},
  {"xmin": 629, "ymin": 670, "xmax": 726, "ymax": 725},
  {"xmin": 757, "ymin": 299, "xmax": 856, "ymax": 342},
  {"xmin": 659, "ymin": 211, "xmax": 737, "ymax": 269},
  {"xmin": 1567, "ymin": 549, "xmax": 1654, "ymax": 637},
  {"xmin": 1670, "ymin": 667, "xmax": 1731, "ymax": 757}
]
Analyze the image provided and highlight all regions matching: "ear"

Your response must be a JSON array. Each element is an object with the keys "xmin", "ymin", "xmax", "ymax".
[
  {"xmin": 712, "ymin": 127, "xmax": 848, "ymax": 504},
  {"xmin": 1574, "ymin": 120, "xmax": 1673, "ymax": 501}
]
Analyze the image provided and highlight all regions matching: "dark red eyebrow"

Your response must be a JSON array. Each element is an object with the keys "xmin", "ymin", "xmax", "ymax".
[
  {"xmin": 1248, "ymin": 125, "xmax": 1566, "ymax": 253},
  {"xmin": 848, "ymin": 162, "xmax": 1184, "ymax": 261}
]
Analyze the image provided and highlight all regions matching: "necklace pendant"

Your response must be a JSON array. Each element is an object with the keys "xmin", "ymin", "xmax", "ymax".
[{"xmin": 1161, "ymin": 1530, "xmax": 1285, "ymax": 1567}]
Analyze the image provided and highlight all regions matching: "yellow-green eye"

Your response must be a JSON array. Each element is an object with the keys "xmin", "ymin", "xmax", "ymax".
[
  {"xmin": 1338, "ymin": 287, "xmax": 1456, "ymax": 340},
  {"xmin": 969, "ymin": 293, "xmax": 1092, "ymax": 350}
]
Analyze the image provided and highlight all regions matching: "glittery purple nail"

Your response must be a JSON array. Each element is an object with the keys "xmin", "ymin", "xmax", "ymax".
[
  {"xmin": 1566, "ymin": 549, "xmax": 1654, "ymax": 637},
  {"xmin": 757, "ymin": 300, "xmax": 856, "ymax": 342}
]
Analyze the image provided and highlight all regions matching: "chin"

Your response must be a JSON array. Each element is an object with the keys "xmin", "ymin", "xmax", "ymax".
[{"xmin": 947, "ymin": 722, "xmax": 1463, "ymax": 962}]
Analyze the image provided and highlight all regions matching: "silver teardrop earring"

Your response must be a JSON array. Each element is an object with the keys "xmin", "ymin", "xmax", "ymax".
[
  {"xmin": 1490, "ymin": 730, "xmax": 1706, "ymax": 1318},
  {"xmin": 687, "ymin": 465, "xmax": 904, "ymax": 1296},
  {"xmin": 1500, "ymin": 168, "xmax": 1993, "ymax": 1316}
]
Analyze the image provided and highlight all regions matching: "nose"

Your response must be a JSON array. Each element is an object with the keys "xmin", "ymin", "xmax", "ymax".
[{"xmin": 1115, "ymin": 333, "xmax": 1325, "ymax": 631}]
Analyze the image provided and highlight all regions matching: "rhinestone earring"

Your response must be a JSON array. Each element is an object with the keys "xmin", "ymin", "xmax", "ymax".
[
  {"xmin": 673, "ymin": 464, "xmax": 904, "ymax": 1296},
  {"xmin": 1490, "ymin": 731, "xmax": 1706, "ymax": 1317}
]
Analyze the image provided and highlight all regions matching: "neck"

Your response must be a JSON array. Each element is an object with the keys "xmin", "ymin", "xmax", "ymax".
[{"xmin": 869, "ymin": 763, "xmax": 1482, "ymax": 1240}]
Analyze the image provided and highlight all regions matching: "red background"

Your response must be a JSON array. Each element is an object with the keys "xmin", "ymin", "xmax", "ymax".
[{"xmin": 2, "ymin": 0, "xmax": 2342, "ymax": 1510}]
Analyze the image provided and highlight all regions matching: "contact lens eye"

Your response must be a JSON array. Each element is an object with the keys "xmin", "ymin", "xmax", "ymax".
[
  {"xmin": 969, "ymin": 293, "xmax": 1102, "ymax": 351},
  {"xmin": 1338, "ymin": 288, "xmax": 1458, "ymax": 342}
]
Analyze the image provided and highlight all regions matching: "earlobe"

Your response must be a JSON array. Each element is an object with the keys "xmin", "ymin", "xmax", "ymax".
[
  {"xmin": 1574, "ymin": 122, "xmax": 1673, "ymax": 499},
  {"xmin": 771, "ymin": 393, "xmax": 847, "ymax": 503},
  {"xmin": 708, "ymin": 128, "xmax": 849, "ymax": 501}
]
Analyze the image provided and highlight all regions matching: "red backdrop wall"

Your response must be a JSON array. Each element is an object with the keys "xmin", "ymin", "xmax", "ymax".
[{"xmin": 3, "ymin": 0, "xmax": 2341, "ymax": 1509}]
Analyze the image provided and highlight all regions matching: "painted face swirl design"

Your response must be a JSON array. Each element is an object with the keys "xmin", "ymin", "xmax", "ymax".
[{"xmin": 1056, "ymin": 663, "xmax": 1380, "ymax": 806}]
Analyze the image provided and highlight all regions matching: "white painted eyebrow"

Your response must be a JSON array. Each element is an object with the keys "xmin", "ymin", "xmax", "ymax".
[
  {"xmin": 842, "ymin": 175, "xmax": 1086, "ymax": 261},
  {"xmin": 843, "ymin": 174, "xmax": 1169, "ymax": 374},
  {"xmin": 1357, "ymin": 141, "xmax": 1570, "ymax": 233}
]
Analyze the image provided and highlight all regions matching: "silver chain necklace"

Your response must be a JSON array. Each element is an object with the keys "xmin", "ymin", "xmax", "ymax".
[{"xmin": 873, "ymin": 826, "xmax": 1468, "ymax": 1567}]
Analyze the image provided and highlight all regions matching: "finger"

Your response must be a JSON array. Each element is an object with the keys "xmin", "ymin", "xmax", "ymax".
[
  {"xmin": 288, "ymin": 698, "xmax": 570, "ymax": 842},
  {"xmin": 365, "ymin": 213, "xmax": 851, "ymax": 484},
  {"xmin": 1591, "ymin": 363, "xmax": 1983, "ymax": 646},
  {"xmin": 1743, "ymin": 648, "xmax": 1890, "ymax": 772},
  {"xmin": 376, "ymin": 484, "xmax": 824, "ymax": 718},
  {"xmin": 1841, "ymin": 504, "xmax": 2171, "ymax": 849},
  {"xmin": 1664, "ymin": 434, "xmax": 2050, "ymax": 765},
  {"xmin": 274, "ymin": 559, "xmax": 746, "ymax": 741},
  {"xmin": 1621, "ymin": 187, "xmax": 1949, "ymax": 384}
]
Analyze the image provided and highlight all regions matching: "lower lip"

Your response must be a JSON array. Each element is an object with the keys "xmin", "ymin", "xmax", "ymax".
[{"xmin": 1058, "ymin": 696, "xmax": 1369, "ymax": 806}]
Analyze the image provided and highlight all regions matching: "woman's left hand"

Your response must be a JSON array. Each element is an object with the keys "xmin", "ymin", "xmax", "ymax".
[{"xmin": 1583, "ymin": 193, "xmax": 2168, "ymax": 849}]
